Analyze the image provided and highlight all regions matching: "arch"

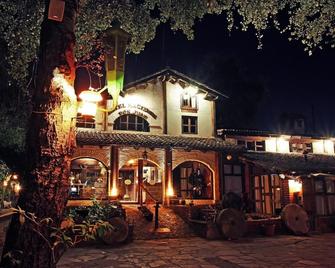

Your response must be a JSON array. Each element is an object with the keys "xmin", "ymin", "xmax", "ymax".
[
  {"xmin": 71, "ymin": 156, "xmax": 108, "ymax": 169},
  {"xmin": 69, "ymin": 157, "xmax": 108, "ymax": 200},
  {"xmin": 114, "ymin": 114, "xmax": 150, "ymax": 132},
  {"xmin": 172, "ymin": 160, "xmax": 214, "ymax": 200}
]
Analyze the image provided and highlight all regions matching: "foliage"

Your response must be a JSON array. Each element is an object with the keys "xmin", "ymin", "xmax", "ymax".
[
  {"xmin": 0, "ymin": 161, "xmax": 10, "ymax": 182},
  {"xmin": 68, "ymin": 199, "xmax": 125, "ymax": 223},
  {"xmin": 3, "ymin": 206, "xmax": 115, "ymax": 266},
  {"xmin": 0, "ymin": 0, "xmax": 334, "ymax": 88}
]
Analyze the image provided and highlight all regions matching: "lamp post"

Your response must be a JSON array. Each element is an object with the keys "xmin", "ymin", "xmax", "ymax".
[{"xmin": 78, "ymin": 21, "xmax": 130, "ymax": 117}]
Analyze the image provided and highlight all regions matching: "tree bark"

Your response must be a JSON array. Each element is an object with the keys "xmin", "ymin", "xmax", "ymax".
[{"xmin": 1, "ymin": 1, "xmax": 79, "ymax": 267}]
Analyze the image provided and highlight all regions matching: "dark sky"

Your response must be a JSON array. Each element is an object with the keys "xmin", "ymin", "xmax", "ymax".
[{"xmin": 124, "ymin": 14, "xmax": 335, "ymax": 134}]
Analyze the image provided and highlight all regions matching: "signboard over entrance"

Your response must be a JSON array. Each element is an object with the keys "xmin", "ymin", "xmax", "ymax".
[{"xmin": 115, "ymin": 103, "xmax": 157, "ymax": 119}]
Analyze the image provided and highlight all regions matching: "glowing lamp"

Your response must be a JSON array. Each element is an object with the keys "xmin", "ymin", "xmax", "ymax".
[
  {"xmin": 3, "ymin": 180, "xmax": 8, "ymax": 187},
  {"xmin": 166, "ymin": 185, "xmax": 174, "ymax": 197},
  {"xmin": 79, "ymin": 90, "xmax": 103, "ymax": 103},
  {"xmin": 103, "ymin": 21, "xmax": 131, "ymax": 110},
  {"xmin": 288, "ymin": 179, "xmax": 302, "ymax": 194},
  {"xmin": 12, "ymin": 174, "xmax": 18, "ymax": 180},
  {"xmin": 111, "ymin": 186, "xmax": 118, "ymax": 197},
  {"xmin": 78, "ymin": 102, "xmax": 98, "ymax": 117}
]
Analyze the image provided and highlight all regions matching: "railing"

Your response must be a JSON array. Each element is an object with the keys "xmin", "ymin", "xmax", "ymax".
[{"xmin": 139, "ymin": 184, "xmax": 160, "ymax": 229}]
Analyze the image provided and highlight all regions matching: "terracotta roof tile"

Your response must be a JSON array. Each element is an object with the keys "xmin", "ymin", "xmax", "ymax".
[
  {"xmin": 241, "ymin": 152, "xmax": 335, "ymax": 174},
  {"xmin": 76, "ymin": 130, "xmax": 243, "ymax": 152}
]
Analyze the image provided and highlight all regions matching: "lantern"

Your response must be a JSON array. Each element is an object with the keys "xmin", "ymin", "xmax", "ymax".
[
  {"xmin": 78, "ymin": 90, "xmax": 103, "ymax": 116},
  {"xmin": 103, "ymin": 21, "xmax": 131, "ymax": 110}
]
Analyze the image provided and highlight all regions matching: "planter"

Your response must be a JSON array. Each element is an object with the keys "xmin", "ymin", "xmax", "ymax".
[{"xmin": 263, "ymin": 223, "xmax": 276, "ymax": 236}]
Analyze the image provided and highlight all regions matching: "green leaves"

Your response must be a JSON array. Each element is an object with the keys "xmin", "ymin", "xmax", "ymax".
[{"xmin": 1, "ymin": 0, "xmax": 334, "ymax": 89}]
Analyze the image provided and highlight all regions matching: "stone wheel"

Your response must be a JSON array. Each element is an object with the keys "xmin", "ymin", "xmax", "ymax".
[
  {"xmin": 100, "ymin": 217, "xmax": 129, "ymax": 244},
  {"xmin": 281, "ymin": 203, "xmax": 309, "ymax": 235},
  {"xmin": 215, "ymin": 208, "xmax": 246, "ymax": 240}
]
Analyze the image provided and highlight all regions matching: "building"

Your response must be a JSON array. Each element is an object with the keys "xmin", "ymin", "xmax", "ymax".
[
  {"xmin": 70, "ymin": 69, "xmax": 241, "ymax": 206},
  {"xmin": 219, "ymin": 128, "xmax": 335, "ymax": 231}
]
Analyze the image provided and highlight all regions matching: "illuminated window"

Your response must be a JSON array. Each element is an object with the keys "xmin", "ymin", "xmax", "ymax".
[
  {"xmin": 180, "ymin": 93, "xmax": 197, "ymax": 111},
  {"xmin": 114, "ymin": 114, "xmax": 149, "ymax": 132},
  {"xmin": 76, "ymin": 115, "xmax": 95, "ymax": 129},
  {"xmin": 182, "ymin": 116, "xmax": 197, "ymax": 134}
]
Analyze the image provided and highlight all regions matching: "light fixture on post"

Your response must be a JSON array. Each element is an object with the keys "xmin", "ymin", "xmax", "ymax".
[{"xmin": 103, "ymin": 20, "xmax": 131, "ymax": 111}]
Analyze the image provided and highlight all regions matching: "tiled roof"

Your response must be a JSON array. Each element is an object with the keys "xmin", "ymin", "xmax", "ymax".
[
  {"xmin": 76, "ymin": 130, "xmax": 243, "ymax": 152},
  {"xmin": 124, "ymin": 68, "xmax": 229, "ymax": 99},
  {"xmin": 240, "ymin": 152, "xmax": 335, "ymax": 174}
]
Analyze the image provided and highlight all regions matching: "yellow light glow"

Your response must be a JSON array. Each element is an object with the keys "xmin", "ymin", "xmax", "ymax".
[
  {"xmin": 265, "ymin": 139, "xmax": 277, "ymax": 152},
  {"xmin": 78, "ymin": 102, "xmax": 97, "ymax": 117},
  {"xmin": 3, "ymin": 181, "xmax": 8, "ymax": 187},
  {"xmin": 185, "ymin": 86, "xmax": 198, "ymax": 96},
  {"xmin": 79, "ymin": 90, "xmax": 103, "ymax": 103},
  {"xmin": 166, "ymin": 181, "xmax": 174, "ymax": 197},
  {"xmin": 52, "ymin": 68, "xmax": 77, "ymax": 101},
  {"xmin": 12, "ymin": 174, "xmax": 18, "ymax": 180},
  {"xmin": 128, "ymin": 159, "xmax": 135, "ymax": 165},
  {"xmin": 312, "ymin": 140, "xmax": 324, "ymax": 154},
  {"xmin": 14, "ymin": 184, "xmax": 21, "ymax": 193},
  {"xmin": 324, "ymin": 140, "xmax": 334, "ymax": 154},
  {"xmin": 111, "ymin": 186, "xmax": 118, "ymax": 197},
  {"xmin": 277, "ymin": 138, "xmax": 290, "ymax": 153},
  {"xmin": 288, "ymin": 179, "xmax": 302, "ymax": 193}
]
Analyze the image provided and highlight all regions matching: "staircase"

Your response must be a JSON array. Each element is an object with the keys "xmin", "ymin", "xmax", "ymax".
[{"xmin": 123, "ymin": 204, "xmax": 195, "ymax": 240}]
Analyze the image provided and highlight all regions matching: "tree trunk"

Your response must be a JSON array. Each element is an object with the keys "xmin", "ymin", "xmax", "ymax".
[{"xmin": 1, "ymin": 1, "xmax": 79, "ymax": 267}]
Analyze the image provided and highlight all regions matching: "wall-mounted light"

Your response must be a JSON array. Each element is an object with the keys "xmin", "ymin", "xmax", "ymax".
[{"xmin": 226, "ymin": 154, "xmax": 232, "ymax": 161}]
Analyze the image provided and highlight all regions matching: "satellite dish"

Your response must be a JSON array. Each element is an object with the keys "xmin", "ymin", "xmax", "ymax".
[
  {"xmin": 216, "ymin": 208, "xmax": 246, "ymax": 240},
  {"xmin": 281, "ymin": 204, "xmax": 309, "ymax": 235},
  {"xmin": 99, "ymin": 217, "xmax": 129, "ymax": 244}
]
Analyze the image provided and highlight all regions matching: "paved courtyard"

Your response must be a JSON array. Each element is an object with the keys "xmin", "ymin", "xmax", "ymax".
[{"xmin": 57, "ymin": 233, "xmax": 335, "ymax": 268}]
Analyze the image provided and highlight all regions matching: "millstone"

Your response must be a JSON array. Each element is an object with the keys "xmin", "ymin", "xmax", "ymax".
[
  {"xmin": 215, "ymin": 208, "xmax": 246, "ymax": 240},
  {"xmin": 281, "ymin": 203, "xmax": 309, "ymax": 235}
]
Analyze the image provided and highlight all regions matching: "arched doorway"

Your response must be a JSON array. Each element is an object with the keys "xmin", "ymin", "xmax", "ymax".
[
  {"xmin": 173, "ymin": 161, "xmax": 213, "ymax": 200},
  {"xmin": 118, "ymin": 159, "xmax": 162, "ymax": 202},
  {"xmin": 69, "ymin": 158, "xmax": 108, "ymax": 199}
]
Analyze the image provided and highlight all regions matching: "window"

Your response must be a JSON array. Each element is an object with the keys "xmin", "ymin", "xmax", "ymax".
[
  {"xmin": 180, "ymin": 93, "xmax": 197, "ymax": 111},
  {"xmin": 76, "ymin": 115, "xmax": 95, "ymax": 129},
  {"xmin": 223, "ymin": 164, "xmax": 243, "ymax": 194},
  {"xmin": 173, "ymin": 161, "xmax": 213, "ymax": 199},
  {"xmin": 237, "ymin": 140, "xmax": 265, "ymax": 152},
  {"xmin": 315, "ymin": 178, "xmax": 335, "ymax": 215},
  {"xmin": 114, "ymin": 114, "xmax": 149, "ymax": 132},
  {"xmin": 290, "ymin": 142, "xmax": 313, "ymax": 153},
  {"xmin": 253, "ymin": 174, "xmax": 281, "ymax": 215},
  {"xmin": 182, "ymin": 116, "xmax": 197, "ymax": 134}
]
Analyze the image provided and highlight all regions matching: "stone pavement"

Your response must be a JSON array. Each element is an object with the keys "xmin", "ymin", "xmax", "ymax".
[{"xmin": 57, "ymin": 233, "xmax": 335, "ymax": 268}]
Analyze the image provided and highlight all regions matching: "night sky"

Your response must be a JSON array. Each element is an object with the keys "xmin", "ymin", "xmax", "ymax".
[{"xmin": 124, "ymin": 14, "xmax": 335, "ymax": 135}]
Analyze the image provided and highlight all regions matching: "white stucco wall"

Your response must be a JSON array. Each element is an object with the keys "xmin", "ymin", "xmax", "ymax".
[
  {"xmin": 166, "ymin": 82, "xmax": 215, "ymax": 137},
  {"xmin": 107, "ymin": 81, "xmax": 164, "ymax": 134}
]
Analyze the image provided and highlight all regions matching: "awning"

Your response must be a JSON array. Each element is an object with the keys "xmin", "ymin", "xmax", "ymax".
[
  {"xmin": 240, "ymin": 151, "xmax": 335, "ymax": 175},
  {"xmin": 76, "ymin": 130, "xmax": 244, "ymax": 152}
]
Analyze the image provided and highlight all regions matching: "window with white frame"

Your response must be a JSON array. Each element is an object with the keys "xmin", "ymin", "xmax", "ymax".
[
  {"xmin": 114, "ymin": 114, "xmax": 149, "ymax": 132},
  {"xmin": 237, "ymin": 140, "xmax": 265, "ymax": 152},
  {"xmin": 182, "ymin": 116, "xmax": 197, "ymax": 134},
  {"xmin": 180, "ymin": 93, "xmax": 197, "ymax": 111}
]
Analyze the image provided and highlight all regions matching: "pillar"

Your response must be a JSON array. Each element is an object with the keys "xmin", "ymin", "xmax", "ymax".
[
  {"xmin": 110, "ymin": 145, "xmax": 119, "ymax": 198},
  {"xmin": 164, "ymin": 147, "xmax": 173, "ymax": 205},
  {"xmin": 138, "ymin": 159, "xmax": 143, "ymax": 206}
]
